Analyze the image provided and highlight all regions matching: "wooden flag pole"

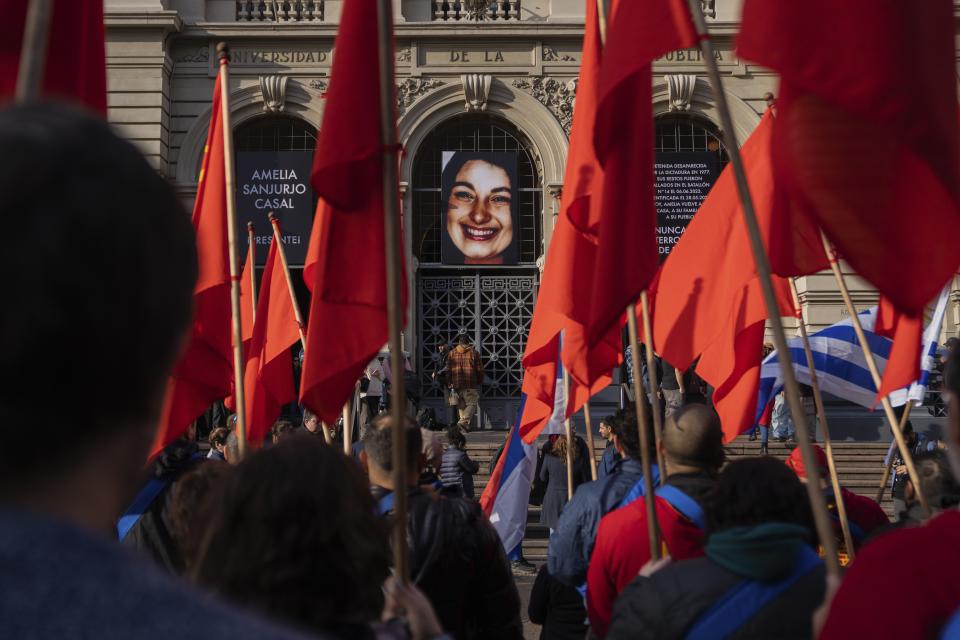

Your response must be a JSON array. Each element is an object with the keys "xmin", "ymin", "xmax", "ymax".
[
  {"xmin": 583, "ymin": 401, "xmax": 598, "ymax": 481},
  {"xmin": 877, "ymin": 403, "xmax": 913, "ymax": 503},
  {"xmin": 595, "ymin": 0, "xmax": 659, "ymax": 560},
  {"xmin": 375, "ymin": 0, "xmax": 410, "ymax": 584},
  {"xmin": 246, "ymin": 222, "xmax": 258, "ymax": 323},
  {"xmin": 789, "ymin": 278, "xmax": 857, "ymax": 561},
  {"xmin": 268, "ymin": 213, "xmax": 306, "ymax": 348},
  {"xmin": 683, "ymin": 0, "xmax": 840, "ymax": 576},
  {"xmin": 563, "ymin": 370, "xmax": 575, "ymax": 499},
  {"xmin": 342, "ymin": 400, "xmax": 352, "ymax": 456},
  {"xmin": 641, "ymin": 291, "xmax": 667, "ymax": 485},
  {"xmin": 216, "ymin": 43, "xmax": 249, "ymax": 461},
  {"xmin": 15, "ymin": 0, "xmax": 53, "ymax": 102},
  {"xmin": 819, "ymin": 233, "xmax": 931, "ymax": 517}
]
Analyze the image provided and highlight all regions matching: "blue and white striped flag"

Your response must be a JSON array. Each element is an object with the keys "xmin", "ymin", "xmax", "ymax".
[{"xmin": 756, "ymin": 288, "xmax": 949, "ymax": 419}]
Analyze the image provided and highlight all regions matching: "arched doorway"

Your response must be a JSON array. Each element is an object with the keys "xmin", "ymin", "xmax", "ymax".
[{"xmin": 412, "ymin": 115, "xmax": 543, "ymax": 426}]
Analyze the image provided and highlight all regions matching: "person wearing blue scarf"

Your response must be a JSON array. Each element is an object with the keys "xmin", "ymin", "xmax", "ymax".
[{"xmin": 607, "ymin": 458, "xmax": 826, "ymax": 639}]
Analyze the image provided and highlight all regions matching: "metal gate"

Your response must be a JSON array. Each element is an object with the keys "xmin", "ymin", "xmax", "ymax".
[{"xmin": 418, "ymin": 270, "xmax": 537, "ymax": 427}]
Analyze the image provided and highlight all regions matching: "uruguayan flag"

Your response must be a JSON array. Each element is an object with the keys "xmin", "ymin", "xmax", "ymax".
[{"xmin": 756, "ymin": 288, "xmax": 949, "ymax": 419}]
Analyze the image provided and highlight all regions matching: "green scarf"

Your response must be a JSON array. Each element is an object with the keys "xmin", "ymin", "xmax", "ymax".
[{"xmin": 705, "ymin": 522, "xmax": 813, "ymax": 582}]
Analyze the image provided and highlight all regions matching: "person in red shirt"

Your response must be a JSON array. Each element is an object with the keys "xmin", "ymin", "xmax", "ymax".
[
  {"xmin": 817, "ymin": 354, "xmax": 960, "ymax": 638},
  {"xmin": 784, "ymin": 445, "xmax": 888, "ymax": 553},
  {"xmin": 586, "ymin": 404, "xmax": 725, "ymax": 638}
]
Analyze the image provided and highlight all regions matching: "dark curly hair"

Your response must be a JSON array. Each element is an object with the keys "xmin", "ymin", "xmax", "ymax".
[{"xmin": 194, "ymin": 433, "xmax": 390, "ymax": 636}]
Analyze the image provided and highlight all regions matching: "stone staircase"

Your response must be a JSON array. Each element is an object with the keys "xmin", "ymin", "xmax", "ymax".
[{"xmin": 460, "ymin": 433, "xmax": 893, "ymax": 563}]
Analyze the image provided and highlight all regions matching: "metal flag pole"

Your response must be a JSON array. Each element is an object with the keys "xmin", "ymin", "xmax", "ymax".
[
  {"xmin": 217, "ymin": 43, "xmax": 249, "ymax": 461},
  {"xmin": 596, "ymin": 0, "xmax": 660, "ymax": 561},
  {"xmin": 15, "ymin": 0, "xmax": 53, "ymax": 102},
  {"xmin": 247, "ymin": 222, "xmax": 258, "ymax": 323},
  {"xmin": 268, "ymin": 213, "xmax": 307, "ymax": 347},
  {"xmin": 682, "ymin": 0, "xmax": 840, "ymax": 576},
  {"xmin": 583, "ymin": 401, "xmax": 598, "ymax": 481},
  {"xmin": 877, "ymin": 403, "xmax": 912, "ymax": 503},
  {"xmin": 641, "ymin": 291, "xmax": 667, "ymax": 485},
  {"xmin": 819, "ymin": 233, "xmax": 931, "ymax": 517},
  {"xmin": 789, "ymin": 278, "xmax": 857, "ymax": 561},
  {"xmin": 375, "ymin": 0, "xmax": 410, "ymax": 584},
  {"xmin": 563, "ymin": 370, "xmax": 575, "ymax": 499}
]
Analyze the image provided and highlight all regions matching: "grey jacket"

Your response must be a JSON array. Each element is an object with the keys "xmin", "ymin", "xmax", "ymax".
[{"xmin": 440, "ymin": 446, "xmax": 480, "ymax": 498}]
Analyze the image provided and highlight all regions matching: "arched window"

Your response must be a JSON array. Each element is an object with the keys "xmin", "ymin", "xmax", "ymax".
[
  {"xmin": 235, "ymin": 116, "xmax": 317, "ymax": 152},
  {"xmin": 412, "ymin": 115, "xmax": 543, "ymax": 265},
  {"xmin": 655, "ymin": 114, "xmax": 728, "ymax": 164}
]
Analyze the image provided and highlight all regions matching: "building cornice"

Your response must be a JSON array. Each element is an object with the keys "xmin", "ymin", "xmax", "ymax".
[{"xmin": 105, "ymin": 10, "xmax": 183, "ymax": 33}]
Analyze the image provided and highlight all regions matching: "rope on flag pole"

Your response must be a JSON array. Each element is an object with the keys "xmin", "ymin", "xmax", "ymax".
[
  {"xmin": 789, "ymin": 277, "xmax": 857, "ymax": 561},
  {"xmin": 583, "ymin": 401, "xmax": 598, "ymax": 481},
  {"xmin": 819, "ymin": 232, "xmax": 931, "ymax": 517},
  {"xmin": 247, "ymin": 222, "xmax": 258, "ymax": 323},
  {"xmin": 641, "ymin": 291, "xmax": 666, "ymax": 485},
  {"xmin": 375, "ymin": 0, "xmax": 410, "ymax": 585},
  {"xmin": 15, "ymin": 0, "xmax": 53, "ymax": 103},
  {"xmin": 683, "ymin": 0, "xmax": 841, "ymax": 577},
  {"xmin": 877, "ymin": 403, "xmax": 912, "ymax": 503},
  {"xmin": 563, "ymin": 370, "xmax": 575, "ymax": 499},
  {"xmin": 268, "ymin": 213, "xmax": 306, "ymax": 348},
  {"xmin": 217, "ymin": 43, "xmax": 249, "ymax": 461}
]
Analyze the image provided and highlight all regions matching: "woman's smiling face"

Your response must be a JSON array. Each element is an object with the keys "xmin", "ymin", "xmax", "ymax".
[{"xmin": 445, "ymin": 159, "xmax": 514, "ymax": 263}]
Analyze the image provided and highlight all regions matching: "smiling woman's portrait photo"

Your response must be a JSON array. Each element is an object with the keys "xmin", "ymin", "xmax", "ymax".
[{"xmin": 440, "ymin": 151, "xmax": 519, "ymax": 265}]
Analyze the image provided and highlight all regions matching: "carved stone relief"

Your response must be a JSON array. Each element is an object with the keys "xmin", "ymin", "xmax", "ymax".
[
  {"xmin": 511, "ymin": 77, "xmax": 577, "ymax": 136},
  {"xmin": 396, "ymin": 78, "xmax": 444, "ymax": 116},
  {"xmin": 664, "ymin": 74, "xmax": 697, "ymax": 112},
  {"xmin": 542, "ymin": 46, "xmax": 575, "ymax": 62},
  {"xmin": 259, "ymin": 75, "xmax": 289, "ymax": 113},
  {"xmin": 461, "ymin": 74, "xmax": 492, "ymax": 112},
  {"xmin": 307, "ymin": 79, "xmax": 328, "ymax": 92}
]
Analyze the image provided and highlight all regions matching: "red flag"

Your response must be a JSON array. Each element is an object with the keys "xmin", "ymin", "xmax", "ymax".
[
  {"xmin": 0, "ymin": 0, "xmax": 106, "ymax": 114},
  {"xmin": 584, "ymin": 0, "xmax": 696, "ymax": 348},
  {"xmin": 224, "ymin": 242, "xmax": 256, "ymax": 413},
  {"xmin": 300, "ymin": 0, "xmax": 406, "ymax": 424},
  {"xmin": 652, "ymin": 111, "xmax": 796, "ymax": 439},
  {"xmin": 738, "ymin": 0, "xmax": 960, "ymax": 313},
  {"xmin": 243, "ymin": 237, "xmax": 301, "ymax": 446},
  {"xmin": 874, "ymin": 297, "xmax": 922, "ymax": 403},
  {"xmin": 153, "ymin": 73, "xmax": 232, "ymax": 454}
]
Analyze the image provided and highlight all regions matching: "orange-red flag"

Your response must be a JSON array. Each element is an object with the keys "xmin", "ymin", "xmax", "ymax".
[
  {"xmin": 652, "ymin": 111, "xmax": 796, "ymax": 439},
  {"xmin": 300, "ymin": 0, "xmax": 406, "ymax": 424},
  {"xmin": 243, "ymin": 236, "xmax": 301, "ymax": 446},
  {"xmin": 153, "ymin": 73, "xmax": 232, "ymax": 454},
  {"xmin": 874, "ymin": 297, "xmax": 922, "ymax": 404},
  {"xmin": 0, "ymin": 0, "xmax": 106, "ymax": 114},
  {"xmin": 738, "ymin": 0, "xmax": 960, "ymax": 313}
]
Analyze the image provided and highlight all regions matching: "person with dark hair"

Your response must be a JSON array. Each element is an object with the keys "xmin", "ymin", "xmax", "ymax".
[
  {"xmin": 539, "ymin": 435, "xmax": 587, "ymax": 532},
  {"xmin": 167, "ymin": 460, "xmax": 231, "ymax": 572},
  {"xmin": 445, "ymin": 334, "xmax": 485, "ymax": 432},
  {"xmin": 208, "ymin": 427, "xmax": 231, "ymax": 460},
  {"xmin": 547, "ymin": 404, "xmax": 657, "ymax": 587},
  {"xmin": 608, "ymin": 457, "xmax": 825, "ymax": 639},
  {"xmin": 361, "ymin": 414, "xmax": 523, "ymax": 639},
  {"xmin": 785, "ymin": 444, "xmax": 887, "ymax": 554},
  {"xmin": 439, "ymin": 426, "xmax": 480, "ymax": 498},
  {"xmin": 195, "ymin": 434, "xmax": 410, "ymax": 638},
  {"xmin": 223, "ymin": 427, "xmax": 242, "ymax": 465},
  {"xmin": 896, "ymin": 449, "xmax": 960, "ymax": 527},
  {"xmin": 883, "ymin": 419, "xmax": 940, "ymax": 519},
  {"xmin": 302, "ymin": 408, "xmax": 322, "ymax": 436},
  {"xmin": 818, "ymin": 353, "xmax": 960, "ymax": 638},
  {"xmin": 597, "ymin": 416, "xmax": 621, "ymax": 479},
  {"xmin": 528, "ymin": 564, "xmax": 588, "ymax": 640},
  {"xmin": 270, "ymin": 419, "xmax": 297, "ymax": 444},
  {"xmin": 587, "ymin": 404, "xmax": 725, "ymax": 638},
  {"xmin": 0, "ymin": 104, "xmax": 306, "ymax": 638}
]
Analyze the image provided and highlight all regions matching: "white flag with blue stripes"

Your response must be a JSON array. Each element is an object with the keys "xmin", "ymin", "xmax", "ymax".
[{"xmin": 756, "ymin": 288, "xmax": 949, "ymax": 419}]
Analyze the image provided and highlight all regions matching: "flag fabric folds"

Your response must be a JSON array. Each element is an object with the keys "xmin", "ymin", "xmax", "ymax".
[
  {"xmin": 0, "ymin": 0, "xmax": 106, "ymax": 114},
  {"xmin": 738, "ymin": 0, "xmax": 960, "ymax": 313},
  {"xmin": 153, "ymin": 74, "xmax": 233, "ymax": 454},
  {"xmin": 651, "ymin": 111, "xmax": 796, "ymax": 441},
  {"xmin": 243, "ymin": 237, "xmax": 301, "ymax": 447},
  {"xmin": 300, "ymin": 0, "xmax": 406, "ymax": 424},
  {"xmin": 874, "ymin": 297, "xmax": 922, "ymax": 404}
]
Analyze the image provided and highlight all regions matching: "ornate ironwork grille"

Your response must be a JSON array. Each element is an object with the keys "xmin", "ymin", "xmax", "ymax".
[
  {"xmin": 235, "ymin": 116, "xmax": 317, "ymax": 152},
  {"xmin": 412, "ymin": 116, "xmax": 542, "ymax": 264},
  {"xmin": 654, "ymin": 114, "xmax": 729, "ymax": 165},
  {"xmin": 418, "ymin": 272, "xmax": 536, "ymax": 403}
]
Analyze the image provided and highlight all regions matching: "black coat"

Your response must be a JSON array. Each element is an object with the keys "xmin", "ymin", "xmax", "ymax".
[
  {"xmin": 528, "ymin": 565, "xmax": 588, "ymax": 640},
  {"xmin": 607, "ymin": 554, "xmax": 826, "ymax": 640},
  {"xmin": 539, "ymin": 448, "xmax": 588, "ymax": 529}
]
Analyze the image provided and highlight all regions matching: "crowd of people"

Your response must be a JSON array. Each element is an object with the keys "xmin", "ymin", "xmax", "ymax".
[{"xmin": 6, "ymin": 104, "xmax": 960, "ymax": 640}]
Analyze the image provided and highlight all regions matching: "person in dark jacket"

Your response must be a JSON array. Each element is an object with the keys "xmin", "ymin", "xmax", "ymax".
[
  {"xmin": 528, "ymin": 564, "xmax": 587, "ymax": 640},
  {"xmin": 362, "ymin": 414, "xmax": 523, "ymax": 640},
  {"xmin": 439, "ymin": 427, "xmax": 480, "ymax": 498},
  {"xmin": 547, "ymin": 405, "xmax": 655, "ymax": 587},
  {"xmin": 539, "ymin": 435, "xmax": 587, "ymax": 531},
  {"xmin": 597, "ymin": 416, "xmax": 621, "ymax": 479},
  {"xmin": 608, "ymin": 457, "xmax": 825, "ymax": 639}
]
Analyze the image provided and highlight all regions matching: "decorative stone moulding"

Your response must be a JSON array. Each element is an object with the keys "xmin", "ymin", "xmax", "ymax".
[
  {"xmin": 664, "ymin": 74, "xmax": 697, "ymax": 112},
  {"xmin": 259, "ymin": 75, "xmax": 289, "ymax": 113},
  {"xmin": 461, "ymin": 74, "xmax": 492, "ymax": 112}
]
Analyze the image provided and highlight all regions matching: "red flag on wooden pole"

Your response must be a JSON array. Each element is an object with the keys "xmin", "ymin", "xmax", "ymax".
[
  {"xmin": 1, "ymin": 0, "xmax": 106, "ymax": 113},
  {"xmin": 874, "ymin": 297, "xmax": 923, "ymax": 404},
  {"xmin": 737, "ymin": 0, "xmax": 960, "ymax": 313},
  {"xmin": 300, "ymin": 0, "xmax": 406, "ymax": 425},
  {"xmin": 152, "ymin": 73, "xmax": 233, "ymax": 455}
]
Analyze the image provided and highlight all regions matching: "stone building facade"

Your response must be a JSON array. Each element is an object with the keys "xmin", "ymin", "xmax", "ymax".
[{"xmin": 104, "ymin": 0, "xmax": 960, "ymax": 425}]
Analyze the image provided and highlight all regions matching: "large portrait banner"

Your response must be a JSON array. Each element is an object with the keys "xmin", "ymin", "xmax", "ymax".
[
  {"xmin": 654, "ymin": 151, "xmax": 720, "ymax": 259},
  {"xmin": 236, "ymin": 151, "xmax": 314, "ymax": 267},
  {"xmin": 440, "ymin": 151, "xmax": 519, "ymax": 266}
]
